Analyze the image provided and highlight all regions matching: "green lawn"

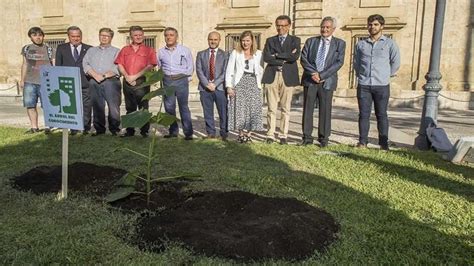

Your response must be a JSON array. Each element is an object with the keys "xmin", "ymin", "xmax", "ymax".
[{"xmin": 0, "ymin": 126, "xmax": 472, "ymax": 264}]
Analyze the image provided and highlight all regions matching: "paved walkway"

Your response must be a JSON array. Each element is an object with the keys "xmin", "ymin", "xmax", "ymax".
[{"xmin": 1, "ymin": 99, "xmax": 473, "ymax": 148}]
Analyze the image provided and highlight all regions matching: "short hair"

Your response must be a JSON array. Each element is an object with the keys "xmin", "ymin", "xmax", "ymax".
[
  {"xmin": 67, "ymin": 26, "xmax": 82, "ymax": 35},
  {"xmin": 129, "ymin": 26, "xmax": 143, "ymax": 35},
  {"xmin": 368, "ymin": 14, "xmax": 385, "ymax": 25},
  {"xmin": 275, "ymin": 15, "xmax": 291, "ymax": 25},
  {"xmin": 28, "ymin": 27, "xmax": 44, "ymax": 37},
  {"xmin": 99, "ymin": 27, "xmax": 114, "ymax": 38},
  {"xmin": 164, "ymin": 27, "xmax": 179, "ymax": 36},
  {"xmin": 237, "ymin": 30, "xmax": 257, "ymax": 55},
  {"xmin": 320, "ymin": 17, "xmax": 337, "ymax": 28}
]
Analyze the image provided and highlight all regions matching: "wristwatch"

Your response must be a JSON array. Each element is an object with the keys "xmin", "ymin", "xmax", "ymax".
[{"xmin": 102, "ymin": 74, "xmax": 106, "ymax": 79}]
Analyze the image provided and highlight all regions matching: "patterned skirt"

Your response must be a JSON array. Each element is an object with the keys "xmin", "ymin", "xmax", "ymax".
[{"xmin": 228, "ymin": 73, "xmax": 264, "ymax": 131}]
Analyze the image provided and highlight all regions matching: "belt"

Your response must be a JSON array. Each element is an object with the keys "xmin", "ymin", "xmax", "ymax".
[{"xmin": 164, "ymin": 74, "xmax": 189, "ymax": 81}]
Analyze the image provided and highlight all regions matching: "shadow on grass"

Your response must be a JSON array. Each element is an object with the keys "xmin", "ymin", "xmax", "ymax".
[
  {"xmin": 0, "ymin": 126, "xmax": 472, "ymax": 264},
  {"xmin": 344, "ymin": 152, "xmax": 473, "ymax": 202}
]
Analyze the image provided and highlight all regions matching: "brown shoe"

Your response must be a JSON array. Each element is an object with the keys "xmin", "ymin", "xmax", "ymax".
[{"xmin": 356, "ymin": 143, "xmax": 367, "ymax": 148}]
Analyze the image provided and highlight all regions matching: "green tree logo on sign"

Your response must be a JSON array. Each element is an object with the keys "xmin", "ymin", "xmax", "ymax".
[{"xmin": 48, "ymin": 77, "xmax": 77, "ymax": 114}]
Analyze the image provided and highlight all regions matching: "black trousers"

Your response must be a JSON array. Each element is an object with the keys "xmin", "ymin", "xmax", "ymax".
[
  {"xmin": 82, "ymin": 85, "xmax": 92, "ymax": 131},
  {"xmin": 122, "ymin": 78, "xmax": 150, "ymax": 135},
  {"xmin": 302, "ymin": 84, "xmax": 333, "ymax": 144},
  {"xmin": 90, "ymin": 78, "xmax": 121, "ymax": 134}
]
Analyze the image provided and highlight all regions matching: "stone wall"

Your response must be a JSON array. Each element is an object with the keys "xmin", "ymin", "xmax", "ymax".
[{"xmin": 0, "ymin": 0, "xmax": 472, "ymax": 109}]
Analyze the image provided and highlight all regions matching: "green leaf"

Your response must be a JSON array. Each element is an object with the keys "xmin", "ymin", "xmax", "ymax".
[
  {"xmin": 152, "ymin": 112, "xmax": 178, "ymax": 127},
  {"xmin": 121, "ymin": 109, "xmax": 153, "ymax": 128},
  {"xmin": 105, "ymin": 186, "xmax": 135, "ymax": 202},
  {"xmin": 136, "ymin": 69, "xmax": 164, "ymax": 89},
  {"xmin": 141, "ymin": 86, "xmax": 176, "ymax": 101},
  {"xmin": 114, "ymin": 173, "xmax": 137, "ymax": 187}
]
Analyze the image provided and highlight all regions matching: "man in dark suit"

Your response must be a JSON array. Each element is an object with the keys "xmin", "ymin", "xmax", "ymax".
[
  {"xmin": 300, "ymin": 16, "xmax": 346, "ymax": 147},
  {"xmin": 55, "ymin": 26, "xmax": 92, "ymax": 135},
  {"xmin": 196, "ymin": 31, "xmax": 228, "ymax": 141},
  {"xmin": 262, "ymin": 15, "xmax": 301, "ymax": 145}
]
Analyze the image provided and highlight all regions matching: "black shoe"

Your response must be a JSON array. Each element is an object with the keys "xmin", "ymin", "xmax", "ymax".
[
  {"xmin": 25, "ymin": 128, "xmax": 40, "ymax": 134},
  {"xmin": 163, "ymin": 134, "xmax": 178, "ymax": 139},
  {"xmin": 141, "ymin": 132, "xmax": 149, "ymax": 138},
  {"xmin": 120, "ymin": 132, "xmax": 134, "ymax": 138},
  {"xmin": 298, "ymin": 140, "xmax": 313, "ymax": 146},
  {"xmin": 237, "ymin": 135, "xmax": 245, "ymax": 143},
  {"xmin": 70, "ymin": 130, "xmax": 78, "ymax": 136},
  {"xmin": 82, "ymin": 130, "xmax": 90, "ymax": 136},
  {"xmin": 319, "ymin": 142, "xmax": 328, "ymax": 148},
  {"xmin": 91, "ymin": 132, "xmax": 105, "ymax": 137},
  {"xmin": 265, "ymin": 138, "xmax": 274, "ymax": 144},
  {"xmin": 380, "ymin": 144, "xmax": 389, "ymax": 151},
  {"xmin": 184, "ymin": 136, "xmax": 193, "ymax": 141},
  {"xmin": 111, "ymin": 131, "xmax": 118, "ymax": 136},
  {"xmin": 280, "ymin": 138, "xmax": 288, "ymax": 145}
]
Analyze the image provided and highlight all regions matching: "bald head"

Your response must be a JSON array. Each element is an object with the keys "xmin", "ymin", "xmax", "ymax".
[{"xmin": 208, "ymin": 31, "xmax": 221, "ymax": 49}]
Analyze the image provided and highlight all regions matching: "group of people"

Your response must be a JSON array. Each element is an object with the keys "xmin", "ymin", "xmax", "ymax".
[{"xmin": 20, "ymin": 13, "xmax": 400, "ymax": 150}]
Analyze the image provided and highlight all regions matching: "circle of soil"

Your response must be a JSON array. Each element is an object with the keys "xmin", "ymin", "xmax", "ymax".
[
  {"xmin": 136, "ymin": 190, "xmax": 339, "ymax": 262},
  {"xmin": 11, "ymin": 162, "xmax": 126, "ymax": 197}
]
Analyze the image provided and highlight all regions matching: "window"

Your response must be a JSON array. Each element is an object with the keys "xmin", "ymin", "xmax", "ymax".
[
  {"xmin": 225, "ymin": 33, "xmax": 262, "ymax": 52},
  {"xmin": 45, "ymin": 38, "xmax": 65, "ymax": 50},
  {"xmin": 126, "ymin": 35, "xmax": 156, "ymax": 49}
]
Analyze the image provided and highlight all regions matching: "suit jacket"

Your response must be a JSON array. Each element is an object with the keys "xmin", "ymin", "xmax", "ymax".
[
  {"xmin": 55, "ymin": 42, "xmax": 92, "ymax": 87},
  {"xmin": 262, "ymin": 34, "xmax": 301, "ymax": 86},
  {"xmin": 225, "ymin": 49, "xmax": 264, "ymax": 89},
  {"xmin": 196, "ymin": 48, "xmax": 228, "ymax": 91},
  {"xmin": 300, "ymin": 36, "xmax": 346, "ymax": 90}
]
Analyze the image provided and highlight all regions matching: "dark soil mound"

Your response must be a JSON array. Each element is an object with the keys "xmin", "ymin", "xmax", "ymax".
[
  {"xmin": 111, "ymin": 179, "xmax": 192, "ymax": 211},
  {"xmin": 12, "ymin": 162, "xmax": 126, "ymax": 196},
  {"xmin": 137, "ymin": 190, "xmax": 339, "ymax": 262},
  {"xmin": 12, "ymin": 164, "xmax": 339, "ymax": 261}
]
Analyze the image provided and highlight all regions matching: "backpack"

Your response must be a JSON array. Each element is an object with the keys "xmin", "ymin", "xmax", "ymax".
[
  {"xmin": 22, "ymin": 44, "xmax": 53, "ymax": 65},
  {"xmin": 426, "ymin": 122, "xmax": 453, "ymax": 152}
]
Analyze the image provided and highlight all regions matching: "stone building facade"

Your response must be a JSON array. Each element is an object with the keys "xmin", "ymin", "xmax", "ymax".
[{"xmin": 1, "ymin": 0, "xmax": 473, "ymax": 109}]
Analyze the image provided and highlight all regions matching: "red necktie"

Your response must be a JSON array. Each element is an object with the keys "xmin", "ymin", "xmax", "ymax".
[{"xmin": 209, "ymin": 49, "xmax": 215, "ymax": 81}]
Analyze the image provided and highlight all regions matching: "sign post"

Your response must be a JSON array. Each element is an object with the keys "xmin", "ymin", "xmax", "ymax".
[{"xmin": 40, "ymin": 66, "xmax": 83, "ymax": 200}]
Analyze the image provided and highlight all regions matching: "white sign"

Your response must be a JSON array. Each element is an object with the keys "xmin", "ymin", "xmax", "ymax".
[{"xmin": 40, "ymin": 66, "xmax": 83, "ymax": 130}]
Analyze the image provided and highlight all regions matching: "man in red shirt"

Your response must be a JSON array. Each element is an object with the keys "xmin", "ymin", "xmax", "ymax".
[{"xmin": 115, "ymin": 26, "xmax": 157, "ymax": 137}]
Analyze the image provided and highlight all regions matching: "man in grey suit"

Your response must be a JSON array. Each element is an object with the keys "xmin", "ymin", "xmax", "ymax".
[
  {"xmin": 300, "ymin": 16, "xmax": 346, "ymax": 147},
  {"xmin": 55, "ymin": 26, "xmax": 92, "ymax": 135},
  {"xmin": 196, "ymin": 31, "xmax": 228, "ymax": 140},
  {"xmin": 262, "ymin": 15, "xmax": 301, "ymax": 145}
]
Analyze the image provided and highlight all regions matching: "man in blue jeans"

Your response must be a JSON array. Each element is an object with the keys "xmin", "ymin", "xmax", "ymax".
[
  {"xmin": 20, "ymin": 27, "xmax": 54, "ymax": 134},
  {"xmin": 353, "ymin": 14, "xmax": 400, "ymax": 150},
  {"xmin": 157, "ymin": 27, "xmax": 194, "ymax": 140}
]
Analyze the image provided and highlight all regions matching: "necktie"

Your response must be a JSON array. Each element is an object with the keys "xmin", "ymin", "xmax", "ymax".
[
  {"xmin": 316, "ymin": 38, "xmax": 327, "ymax": 72},
  {"xmin": 73, "ymin": 45, "xmax": 79, "ymax": 61},
  {"xmin": 279, "ymin": 36, "xmax": 285, "ymax": 45},
  {"xmin": 209, "ymin": 49, "xmax": 215, "ymax": 81}
]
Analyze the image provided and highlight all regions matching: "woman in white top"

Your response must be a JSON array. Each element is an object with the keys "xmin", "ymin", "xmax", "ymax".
[{"xmin": 225, "ymin": 30, "xmax": 264, "ymax": 143}]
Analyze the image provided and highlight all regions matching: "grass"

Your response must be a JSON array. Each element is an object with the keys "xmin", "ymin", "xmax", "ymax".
[{"xmin": 0, "ymin": 126, "xmax": 472, "ymax": 264}]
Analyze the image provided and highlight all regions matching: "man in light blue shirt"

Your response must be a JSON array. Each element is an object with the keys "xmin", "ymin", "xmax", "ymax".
[
  {"xmin": 353, "ymin": 14, "xmax": 400, "ymax": 150},
  {"xmin": 157, "ymin": 27, "xmax": 194, "ymax": 140}
]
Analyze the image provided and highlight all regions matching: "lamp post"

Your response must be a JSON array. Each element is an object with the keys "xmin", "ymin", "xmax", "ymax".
[{"xmin": 414, "ymin": 0, "xmax": 447, "ymax": 150}]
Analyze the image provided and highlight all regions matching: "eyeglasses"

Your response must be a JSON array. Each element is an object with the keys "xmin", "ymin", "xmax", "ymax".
[
  {"xmin": 99, "ymin": 35, "xmax": 111, "ymax": 38},
  {"xmin": 276, "ymin": 24, "xmax": 289, "ymax": 28},
  {"xmin": 245, "ymin": 59, "xmax": 249, "ymax": 70}
]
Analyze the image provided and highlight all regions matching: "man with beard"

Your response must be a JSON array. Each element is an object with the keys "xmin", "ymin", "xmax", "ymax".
[{"xmin": 353, "ymin": 14, "xmax": 400, "ymax": 151}]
